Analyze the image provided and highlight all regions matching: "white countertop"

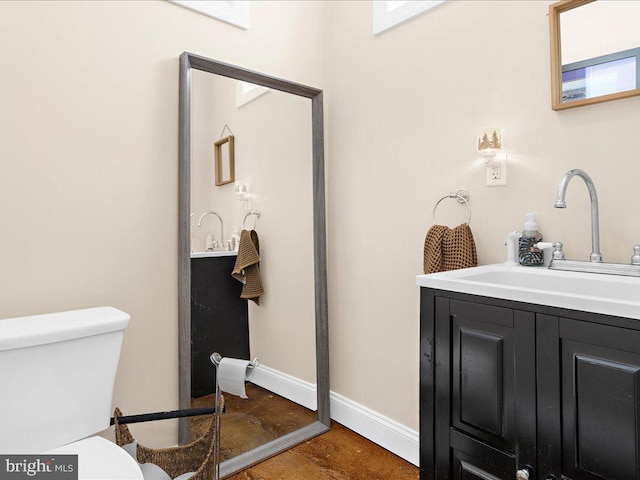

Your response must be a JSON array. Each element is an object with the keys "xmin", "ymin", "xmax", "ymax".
[{"xmin": 417, "ymin": 264, "xmax": 640, "ymax": 320}]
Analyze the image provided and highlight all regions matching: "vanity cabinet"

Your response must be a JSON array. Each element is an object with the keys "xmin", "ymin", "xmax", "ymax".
[
  {"xmin": 191, "ymin": 255, "xmax": 249, "ymax": 398},
  {"xmin": 420, "ymin": 288, "xmax": 640, "ymax": 480}
]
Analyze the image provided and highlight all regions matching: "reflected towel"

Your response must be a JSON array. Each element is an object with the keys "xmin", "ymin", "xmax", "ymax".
[
  {"xmin": 423, "ymin": 223, "xmax": 478, "ymax": 274},
  {"xmin": 232, "ymin": 229, "xmax": 264, "ymax": 305}
]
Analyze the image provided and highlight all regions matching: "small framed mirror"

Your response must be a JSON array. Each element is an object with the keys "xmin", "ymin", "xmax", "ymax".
[
  {"xmin": 550, "ymin": 0, "xmax": 640, "ymax": 110},
  {"xmin": 214, "ymin": 135, "xmax": 235, "ymax": 186}
]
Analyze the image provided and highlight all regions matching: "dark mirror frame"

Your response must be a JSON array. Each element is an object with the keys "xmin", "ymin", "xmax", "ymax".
[{"xmin": 178, "ymin": 52, "xmax": 330, "ymax": 477}]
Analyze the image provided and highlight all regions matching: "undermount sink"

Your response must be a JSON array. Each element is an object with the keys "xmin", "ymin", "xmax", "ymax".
[{"xmin": 416, "ymin": 264, "xmax": 640, "ymax": 320}]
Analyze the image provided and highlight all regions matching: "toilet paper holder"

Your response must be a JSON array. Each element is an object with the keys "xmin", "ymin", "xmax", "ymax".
[{"xmin": 210, "ymin": 352, "xmax": 260, "ymax": 369}]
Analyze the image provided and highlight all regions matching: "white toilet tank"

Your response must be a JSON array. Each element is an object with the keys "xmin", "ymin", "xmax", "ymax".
[{"xmin": 0, "ymin": 307, "xmax": 130, "ymax": 454}]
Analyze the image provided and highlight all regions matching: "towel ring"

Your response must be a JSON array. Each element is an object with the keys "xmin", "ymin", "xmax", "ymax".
[
  {"xmin": 243, "ymin": 210, "xmax": 260, "ymax": 230},
  {"xmin": 432, "ymin": 190, "xmax": 471, "ymax": 225}
]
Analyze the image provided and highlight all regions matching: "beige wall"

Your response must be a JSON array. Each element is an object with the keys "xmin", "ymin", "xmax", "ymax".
[
  {"xmin": 324, "ymin": 0, "xmax": 640, "ymax": 431},
  {"xmin": 561, "ymin": 1, "xmax": 640, "ymax": 64},
  {"xmin": 2, "ymin": 0, "xmax": 640, "ymax": 455},
  {"xmin": 0, "ymin": 0, "xmax": 324, "ymax": 447}
]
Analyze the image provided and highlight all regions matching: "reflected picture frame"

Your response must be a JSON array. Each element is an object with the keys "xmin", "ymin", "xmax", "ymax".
[{"xmin": 214, "ymin": 135, "xmax": 235, "ymax": 186}]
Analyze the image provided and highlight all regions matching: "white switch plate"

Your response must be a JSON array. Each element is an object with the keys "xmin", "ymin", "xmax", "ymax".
[{"xmin": 486, "ymin": 154, "xmax": 507, "ymax": 187}]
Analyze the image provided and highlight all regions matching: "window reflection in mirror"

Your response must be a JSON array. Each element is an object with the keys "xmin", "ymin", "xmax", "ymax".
[
  {"xmin": 562, "ymin": 48, "xmax": 639, "ymax": 103},
  {"xmin": 236, "ymin": 81, "xmax": 269, "ymax": 108}
]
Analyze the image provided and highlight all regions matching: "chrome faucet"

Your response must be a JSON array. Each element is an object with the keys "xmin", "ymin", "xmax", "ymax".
[
  {"xmin": 197, "ymin": 211, "xmax": 224, "ymax": 248},
  {"xmin": 554, "ymin": 169, "xmax": 602, "ymax": 262},
  {"xmin": 550, "ymin": 169, "xmax": 640, "ymax": 277}
]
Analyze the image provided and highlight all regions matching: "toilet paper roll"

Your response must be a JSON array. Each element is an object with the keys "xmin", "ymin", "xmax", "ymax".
[{"xmin": 217, "ymin": 357, "xmax": 255, "ymax": 399}]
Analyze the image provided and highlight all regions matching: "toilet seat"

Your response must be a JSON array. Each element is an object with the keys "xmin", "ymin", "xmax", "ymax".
[{"xmin": 46, "ymin": 436, "xmax": 143, "ymax": 480}]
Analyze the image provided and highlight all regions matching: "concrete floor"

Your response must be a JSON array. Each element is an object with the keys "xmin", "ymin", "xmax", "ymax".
[
  {"xmin": 191, "ymin": 383, "xmax": 317, "ymax": 460},
  {"xmin": 226, "ymin": 421, "xmax": 419, "ymax": 480},
  {"xmin": 191, "ymin": 384, "xmax": 419, "ymax": 479}
]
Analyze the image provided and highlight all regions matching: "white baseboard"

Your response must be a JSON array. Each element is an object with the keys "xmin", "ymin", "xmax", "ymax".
[
  {"xmin": 329, "ymin": 391, "xmax": 419, "ymax": 466},
  {"xmin": 250, "ymin": 364, "xmax": 318, "ymax": 411},
  {"xmin": 250, "ymin": 365, "xmax": 419, "ymax": 467}
]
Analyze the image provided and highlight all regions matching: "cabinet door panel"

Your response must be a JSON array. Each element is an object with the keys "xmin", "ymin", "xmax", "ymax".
[
  {"xmin": 538, "ymin": 315, "xmax": 640, "ymax": 480},
  {"xmin": 459, "ymin": 328, "xmax": 503, "ymax": 436},
  {"xmin": 451, "ymin": 300, "xmax": 515, "ymax": 452},
  {"xmin": 562, "ymin": 340, "xmax": 640, "ymax": 480},
  {"xmin": 451, "ymin": 429, "xmax": 515, "ymax": 480},
  {"xmin": 458, "ymin": 461, "xmax": 502, "ymax": 480}
]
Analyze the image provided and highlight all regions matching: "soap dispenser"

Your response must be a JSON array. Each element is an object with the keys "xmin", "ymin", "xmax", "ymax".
[
  {"xmin": 519, "ymin": 213, "xmax": 543, "ymax": 266},
  {"xmin": 505, "ymin": 231, "xmax": 521, "ymax": 266},
  {"xmin": 230, "ymin": 226, "xmax": 241, "ymax": 252}
]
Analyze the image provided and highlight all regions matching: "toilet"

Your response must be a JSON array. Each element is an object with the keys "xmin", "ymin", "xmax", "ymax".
[{"xmin": 0, "ymin": 307, "xmax": 143, "ymax": 480}]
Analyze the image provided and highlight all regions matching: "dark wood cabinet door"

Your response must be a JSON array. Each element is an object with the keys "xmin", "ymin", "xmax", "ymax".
[
  {"xmin": 538, "ymin": 315, "xmax": 640, "ymax": 480},
  {"xmin": 434, "ymin": 298, "xmax": 536, "ymax": 480},
  {"xmin": 423, "ymin": 290, "xmax": 640, "ymax": 480},
  {"xmin": 191, "ymin": 256, "xmax": 249, "ymax": 397}
]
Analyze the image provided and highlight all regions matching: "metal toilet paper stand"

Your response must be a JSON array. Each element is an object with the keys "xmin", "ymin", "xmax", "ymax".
[{"xmin": 209, "ymin": 352, "xmax": 260, "ymax": 480}]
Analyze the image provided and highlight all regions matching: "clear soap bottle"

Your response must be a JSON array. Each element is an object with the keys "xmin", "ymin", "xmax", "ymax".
[
  {"xmin": 230, "ymin": 226, "xmax": 241, "ymax": 252},
  {"xmin": 518, "ymin": 213, "xmax": 544, "ymax": 266}
]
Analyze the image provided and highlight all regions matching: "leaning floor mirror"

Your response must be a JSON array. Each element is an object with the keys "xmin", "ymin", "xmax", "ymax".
[{"xmin": 178, "ymin": 52, "xmax": 329, "ymax": 477}]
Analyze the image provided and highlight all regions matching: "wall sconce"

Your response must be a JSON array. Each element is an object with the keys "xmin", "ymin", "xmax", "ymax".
[
  {"xmin": 235, "ymin": 181, "xmax": 251, "ymax": 210},
  {"xmin": 477, "ymin": 127, "xmax": 507, "ymax": 186}
]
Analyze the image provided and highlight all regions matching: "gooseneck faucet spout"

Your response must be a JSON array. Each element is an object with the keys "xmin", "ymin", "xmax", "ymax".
[
  {"xmin": 197, "ymin": 211, "xmax": 224, "ymax": 247},
  {"xmin": 554, "ymin": 169, "xmax": 602, "ymax": 262}
]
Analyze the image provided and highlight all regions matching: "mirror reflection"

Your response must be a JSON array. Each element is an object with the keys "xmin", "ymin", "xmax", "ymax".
[
  {"xmin": 551, "ymin": 0, "xmax": 640, "ymax": 110},
  {"xmin": 189, "ymin": 70, "xmax": 318, "ymax": 463}
]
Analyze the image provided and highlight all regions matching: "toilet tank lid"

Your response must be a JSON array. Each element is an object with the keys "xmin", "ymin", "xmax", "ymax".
[{"xmin": 0, "ymin": 307, "xmax": 131, "ymax": 351}]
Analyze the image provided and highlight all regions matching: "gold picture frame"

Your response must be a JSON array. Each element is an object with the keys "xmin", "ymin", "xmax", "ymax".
[{"xmin": 214, "ymin": 135, "xmax": 235, "ymax": 186}]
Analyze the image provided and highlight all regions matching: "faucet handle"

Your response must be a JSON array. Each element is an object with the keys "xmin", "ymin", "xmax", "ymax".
[
  {"xmin": 632, "ymin": 245, "xmax": 640, "ymax": 265},
  {"xmin": 552, "ymin": 242, "xmax": 565, "ymax": 260},
  {"xmin": 504, "ymin": 231, "xmax": 521, "ymax": 266},
  {"xmin": 504, "ymin": 230, "xmax": 521, "ymax": 245}
]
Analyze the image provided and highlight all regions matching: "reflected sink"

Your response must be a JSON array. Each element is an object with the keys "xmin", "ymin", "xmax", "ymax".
[
  {"xmin": 416, "ymin": 264, "xmax": 640, "ymax": 320},
  {"xmin": 191, "ymin": 250, "xmax": 238, "ymax": 258}
]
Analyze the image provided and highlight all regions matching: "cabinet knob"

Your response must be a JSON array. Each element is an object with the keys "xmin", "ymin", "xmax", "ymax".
[{"xmin": 516, "ymin": 468, "xmax": 530, "ymax": 480}]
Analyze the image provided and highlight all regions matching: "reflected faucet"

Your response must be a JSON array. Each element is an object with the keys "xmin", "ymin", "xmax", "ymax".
[
  {"xmin": 554, "ymin": 169, "xmax": 602, "ymax": 262},
  {"xmin": 197, "ymin": 211, "xmax": 224, "ymax": 247}
]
